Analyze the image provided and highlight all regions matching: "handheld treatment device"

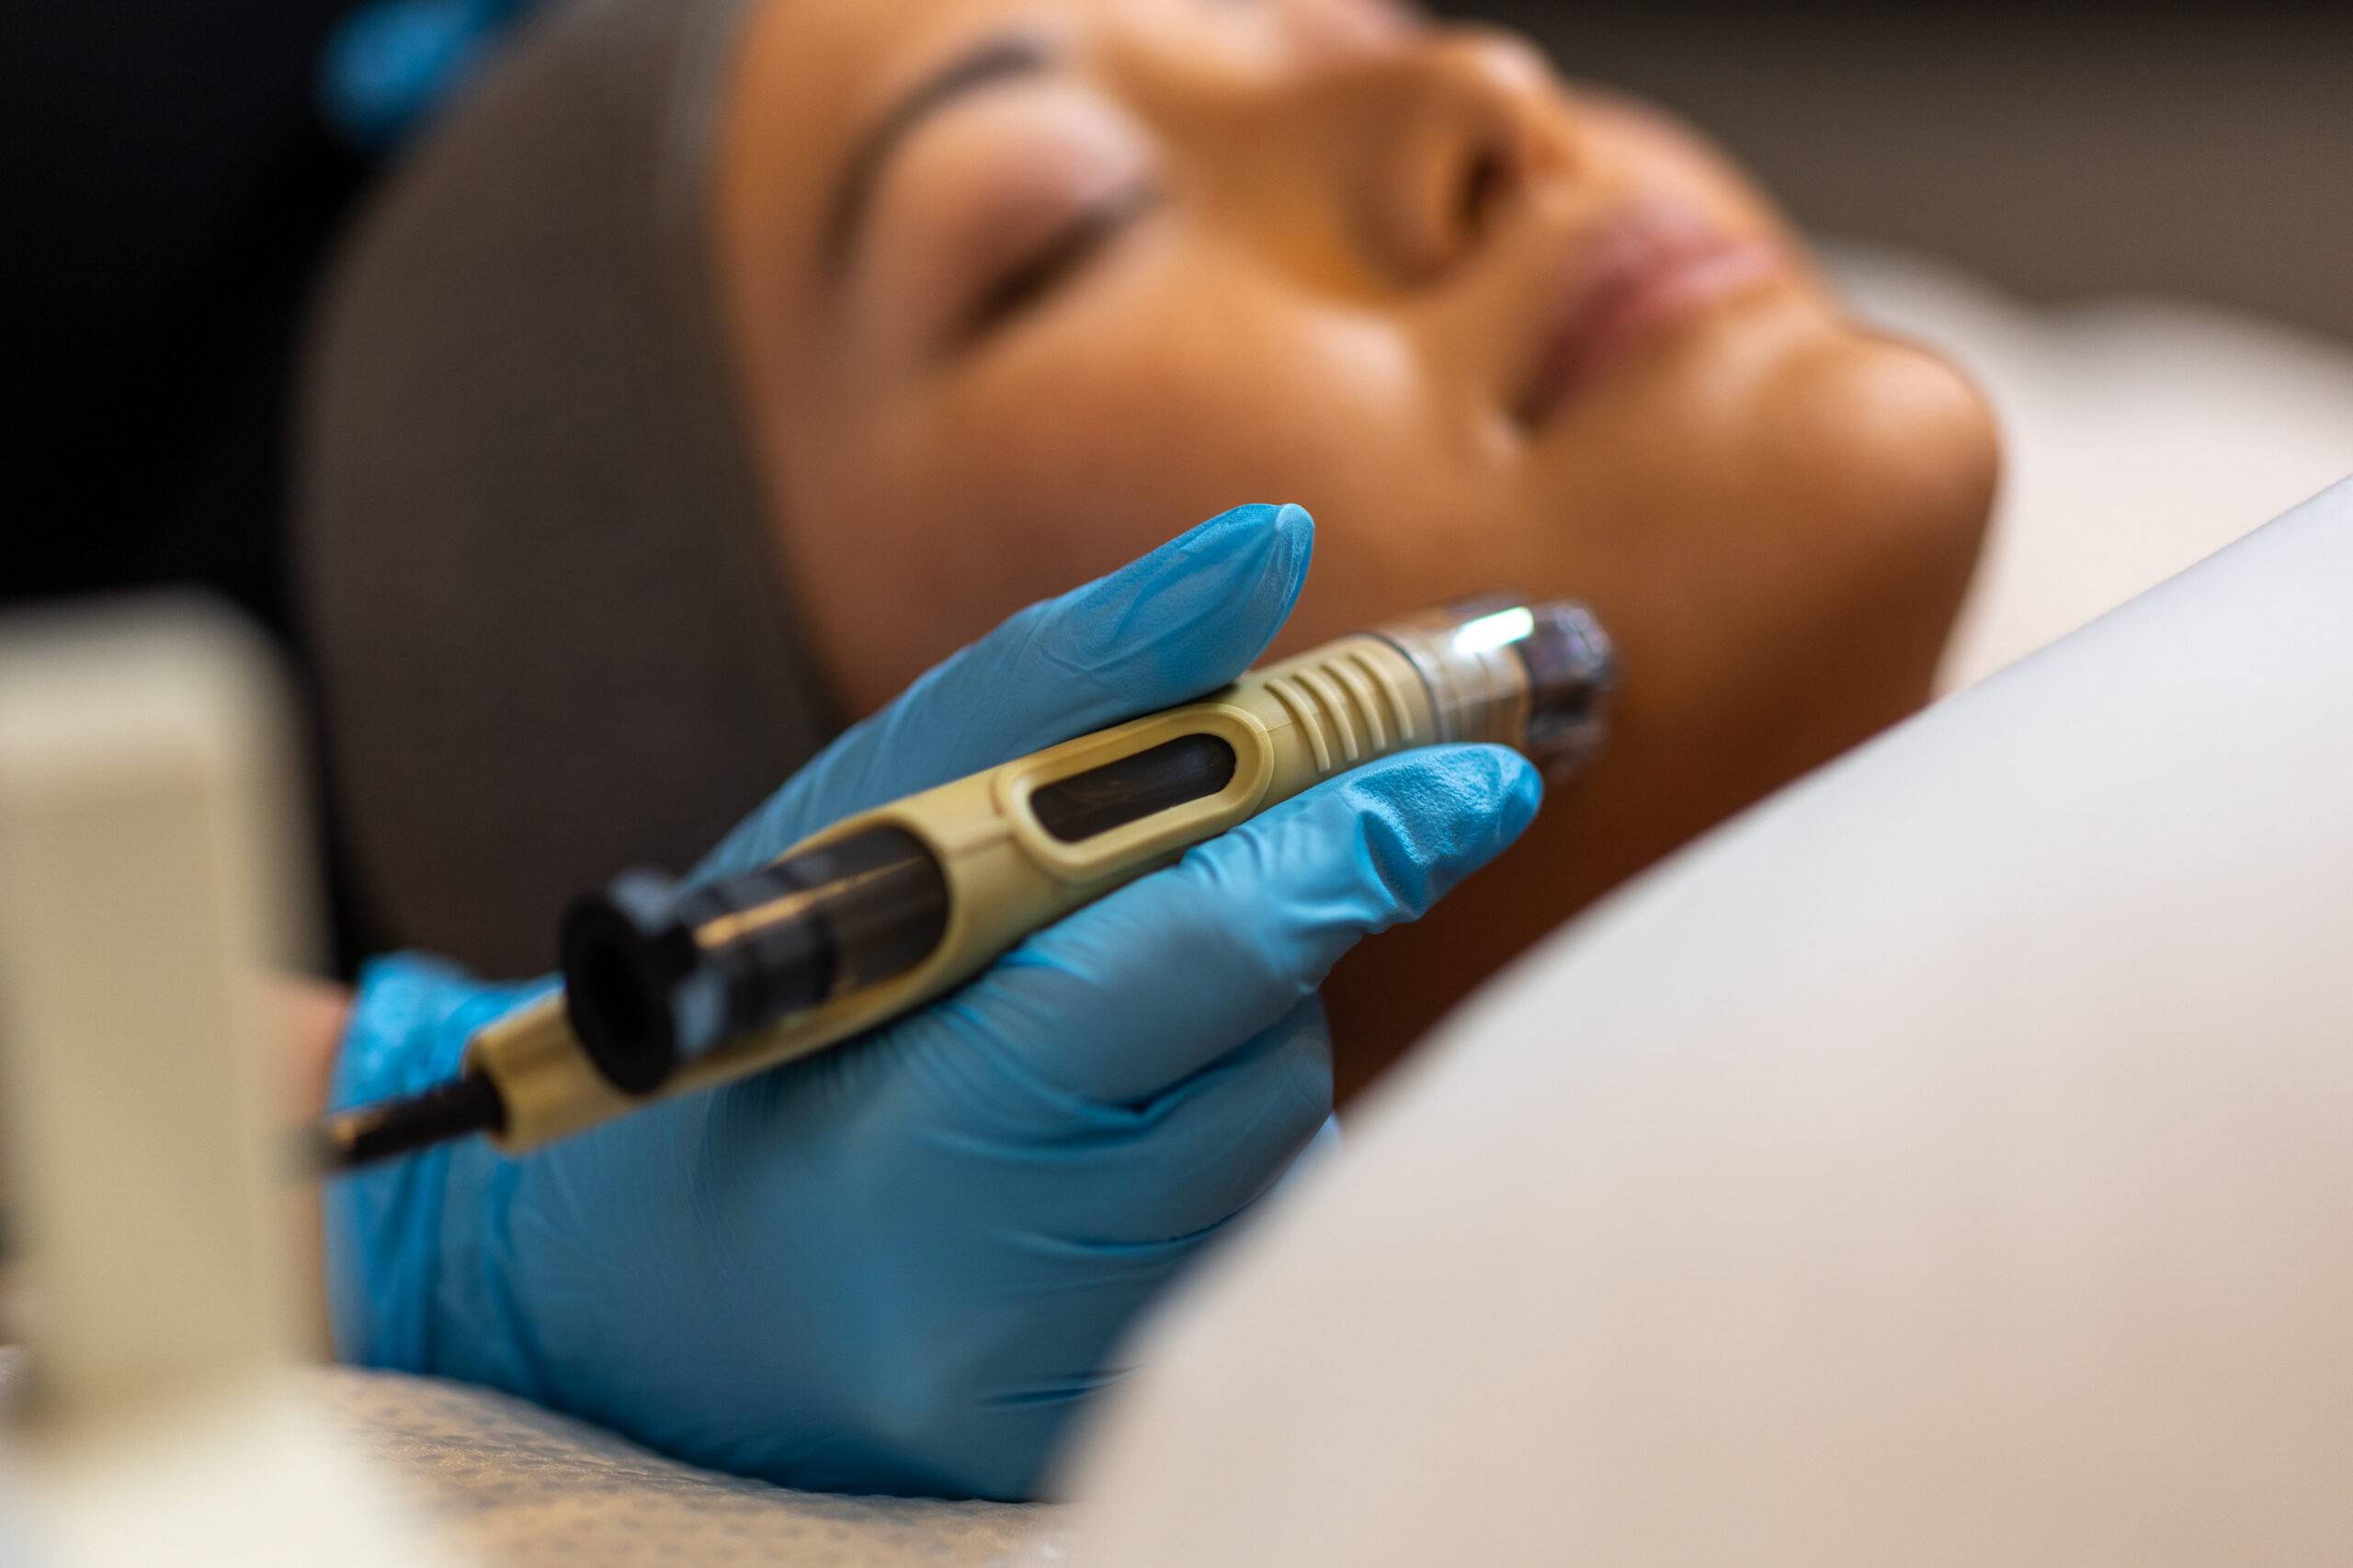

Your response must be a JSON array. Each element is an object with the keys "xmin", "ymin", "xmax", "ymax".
[{"xmin": 313, "ymin": 597, "xmax": 1614, "ymax": 1171}]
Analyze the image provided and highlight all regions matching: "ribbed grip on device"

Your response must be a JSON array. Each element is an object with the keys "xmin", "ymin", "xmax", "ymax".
[{"xmin": 1256, "ymin": 642, "xmax": 1433, "ymax": 778}]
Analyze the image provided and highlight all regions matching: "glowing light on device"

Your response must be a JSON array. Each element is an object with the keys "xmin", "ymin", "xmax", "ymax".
[{"xmin": 1451, "ymin": 605, "xmax": 1537, "ymax": 656}]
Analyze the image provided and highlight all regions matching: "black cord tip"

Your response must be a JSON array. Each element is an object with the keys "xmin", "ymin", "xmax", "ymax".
[{"xmin": 300, "ymin": 1073, "xmax": 507, "ymax": 1176}]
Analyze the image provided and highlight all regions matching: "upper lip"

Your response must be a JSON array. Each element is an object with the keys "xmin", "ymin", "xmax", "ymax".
[{"xmin": 1512, "ymin": 197, "xmax": 1788, "ymax": 427}]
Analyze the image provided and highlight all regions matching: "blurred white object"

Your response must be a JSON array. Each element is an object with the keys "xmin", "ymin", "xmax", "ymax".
[
  {"xmin": 1065, "ymin": 478, "xmax": 2353, "ymax": 1565},
  {"xmin": 0, "ymin": 604, "xmax": 1055, "ymax": 1568},
  {"xmin": 1832, "ymin": 244, "xmax": 2353, "ymax": 690},
  {"xmin": 0, "ymin": 601, "xmax": 460, "ymax": 1566}
]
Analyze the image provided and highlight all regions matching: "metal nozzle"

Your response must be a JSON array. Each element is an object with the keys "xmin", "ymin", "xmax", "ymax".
[{"xmin": 1371, "ymin": 596, "xmax": 1616, "ymax": 778}]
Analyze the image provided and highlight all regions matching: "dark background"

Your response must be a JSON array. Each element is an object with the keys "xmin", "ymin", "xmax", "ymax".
[
  {"xmin": 5, "ymin": 0, "xmax": 369, "ymax": 636},
  {"xmin": 6, "ymin": 0, "xmax": 2347, "ymax": 960}
]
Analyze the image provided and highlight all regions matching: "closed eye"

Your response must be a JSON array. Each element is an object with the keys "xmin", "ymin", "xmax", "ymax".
[{"xmin": 958, "ymin": 180, "xmax": 1165, "ymax": 345}]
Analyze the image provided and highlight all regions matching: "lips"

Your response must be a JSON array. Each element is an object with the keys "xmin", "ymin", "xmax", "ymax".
[{"xmin": 1514, "ymin": 198, "xmax": 1790, "ymax": 428}]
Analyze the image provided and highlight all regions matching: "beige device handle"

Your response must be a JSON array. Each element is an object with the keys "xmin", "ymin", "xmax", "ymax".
[{"xmin": 471, "ymin": 631, "xmax": 1476, "ymax": 1151}]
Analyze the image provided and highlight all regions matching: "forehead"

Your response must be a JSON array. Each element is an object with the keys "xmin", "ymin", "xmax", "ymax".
[
  {"xmin": 732, "ymin": 0, "xmax": 1042, "ymax": 137},
  {"xmin": 718, "ymin": 0, "xmax": 1051, "ymax": 313},
  {"xmin": 714, "ymin": 0, "xmax": 1299, "ymax": 287}
]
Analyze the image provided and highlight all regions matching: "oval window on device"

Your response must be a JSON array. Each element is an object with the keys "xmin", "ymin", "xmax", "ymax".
[{"xmin": 1029, "ymin": 733, "xmax": 1238, "ymax": 844}]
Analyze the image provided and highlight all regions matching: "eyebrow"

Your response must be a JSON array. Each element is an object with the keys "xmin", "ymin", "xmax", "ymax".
[{"xmin": 822, "ymin": 34, "xmax": 1058, "ymax": 278}]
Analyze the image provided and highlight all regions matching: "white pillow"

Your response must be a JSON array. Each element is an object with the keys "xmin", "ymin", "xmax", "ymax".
[{"xmin": 1063, "ymin": 477, "xmax": 2353, "ymax": 1567}]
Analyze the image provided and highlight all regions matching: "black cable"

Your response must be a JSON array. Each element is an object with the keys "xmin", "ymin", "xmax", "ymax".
[{"xmin": 301, "ymin": 1073, "xmax": 506, "ymax": 1176}]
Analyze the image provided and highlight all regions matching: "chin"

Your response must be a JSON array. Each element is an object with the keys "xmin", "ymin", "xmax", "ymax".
[
  {"xmin": 1802, "ymin": 328, "xmax": 1998, "ymax": 654},
  {"xmin": 1741, "ymin": 327, "xmax": 2001, "ymax": 780},
  {"xmin": 1572, "ymin": 310, "xmax": 2001, "ymax": 812}
]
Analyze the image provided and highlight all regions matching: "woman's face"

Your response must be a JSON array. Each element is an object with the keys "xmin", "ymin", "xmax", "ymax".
[{"xmin": 716, "ymin": 0, "xmax": 1997, "ymax": 1078}]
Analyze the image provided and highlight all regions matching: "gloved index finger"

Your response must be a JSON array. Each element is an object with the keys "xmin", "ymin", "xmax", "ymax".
[{"xmin": 697, "ymin": 503, "xmax": 1313, "ymax": 880}]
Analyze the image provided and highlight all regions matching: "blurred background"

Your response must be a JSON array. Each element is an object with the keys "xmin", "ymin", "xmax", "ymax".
[
  {"xmin": 1468, "ymin": 3, "xmax": 2353, "ymax": 340},
  {"xmin": 6, "ymin": 0, "xmax": 2349, "ymax": 962}
]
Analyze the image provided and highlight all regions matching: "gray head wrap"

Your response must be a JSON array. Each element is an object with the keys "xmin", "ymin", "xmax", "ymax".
[{"xmin": 299, "ymin": 0, "xmax": 835, "ymax": 976}]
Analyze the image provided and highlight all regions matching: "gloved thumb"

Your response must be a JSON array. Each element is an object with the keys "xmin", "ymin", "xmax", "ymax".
[{"xmin": 964, "ymin": 744, "xmax": 1543, "ymax": 1107}]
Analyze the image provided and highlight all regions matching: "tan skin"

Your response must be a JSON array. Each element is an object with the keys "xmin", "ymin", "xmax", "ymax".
[{"xmin": 714, "ymin": 0, "xmax": 1998, "ymax": 1096}]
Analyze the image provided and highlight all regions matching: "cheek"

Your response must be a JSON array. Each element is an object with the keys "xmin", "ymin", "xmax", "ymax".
[
  {"xmin": 1518, "ymin": 304, "xmax": 1995, "ymax": 773},
  {"xmin": 798, "ymin": 282, "xmax": 1479, "ymax": 706}
]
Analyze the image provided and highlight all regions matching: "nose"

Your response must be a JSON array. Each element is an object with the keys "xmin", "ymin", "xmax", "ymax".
[{"xmin": 1350, "ymin": 29, "xmax": 1582, "ymax": 288}]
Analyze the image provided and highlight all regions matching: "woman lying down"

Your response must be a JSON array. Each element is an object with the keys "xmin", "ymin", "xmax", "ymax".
[{"xmin": 294, "ymin": 0, "xmax": 1996, "ymax": 1500}]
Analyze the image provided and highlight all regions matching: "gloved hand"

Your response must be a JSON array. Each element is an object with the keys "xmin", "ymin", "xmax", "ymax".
[{"xmin": 325, "ymin": 504, "xmax": 1541, "ymax": 1498}]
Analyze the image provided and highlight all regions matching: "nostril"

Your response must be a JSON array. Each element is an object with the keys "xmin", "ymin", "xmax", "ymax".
[{"xmin": 1456, "ymin": 143, "xmax": 1511, "ymax": 241}]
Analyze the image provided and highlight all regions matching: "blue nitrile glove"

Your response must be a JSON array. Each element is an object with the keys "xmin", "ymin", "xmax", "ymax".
[{"xmin": 325, "ymin": 505, "xmax": 1541, "ymax": 1498}]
